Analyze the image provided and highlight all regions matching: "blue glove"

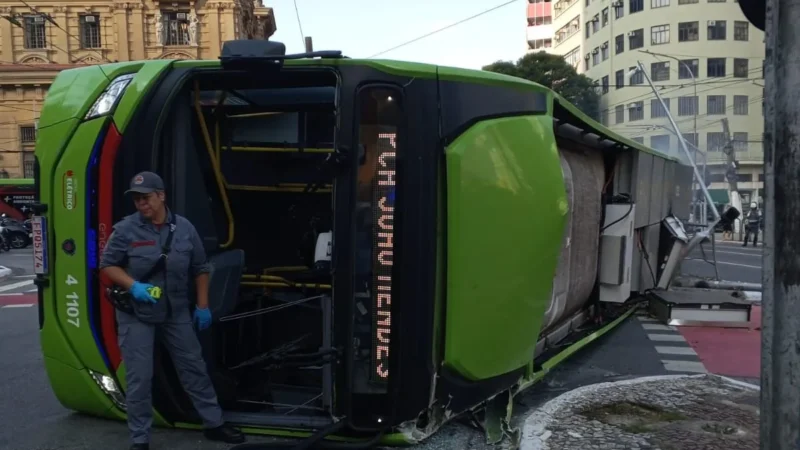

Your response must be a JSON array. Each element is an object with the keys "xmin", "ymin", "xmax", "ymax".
[
  {"xmin": 194, "ymin": 306, "xmax": 212, "ymax": 331},
  {"xmin": 130, "ymin": 281, "xmax": 157, "ymax": 304}
]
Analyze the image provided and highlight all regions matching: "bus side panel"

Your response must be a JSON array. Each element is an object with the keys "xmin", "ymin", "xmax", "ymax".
[
  {"xmin": 51, "ymin": 119, "xmax": 109, "ymax": 376},
  {"xmin": 443, "ymin": 115, "xmax": 567, "ymax": 381}
]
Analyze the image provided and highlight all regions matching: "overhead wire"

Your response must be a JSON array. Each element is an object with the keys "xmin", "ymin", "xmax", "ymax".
[
  {"xmin": 366, "ymin": 0, "xmax": 521, "ymax": 58},
  {"xmin": 293, "ymin": 0, "xmax": 306, "ymax": 48}
]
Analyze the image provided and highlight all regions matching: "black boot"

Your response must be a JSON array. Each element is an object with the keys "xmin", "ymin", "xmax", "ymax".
[
  {"xmin": 129, "ymin": 444, "xmax": 149, "ymax": 450},
  {"xmin": 204, "ymin": 424, "xmax": 246, "ymax": 444}
]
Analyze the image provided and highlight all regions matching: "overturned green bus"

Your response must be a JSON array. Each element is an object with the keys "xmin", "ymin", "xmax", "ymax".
[{"xmin": 33, "ymin": 40, "xmax": 693, "ymax": 446}]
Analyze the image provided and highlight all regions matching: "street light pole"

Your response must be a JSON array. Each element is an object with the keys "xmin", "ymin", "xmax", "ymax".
[
  {"xmin": 639, "ymin": 50, "xmax": 701, "ymax": 220},
  {"xmin": 633, "ymin": 60, "xmax": 720, "ymax": 227},
  {"xmin": 761, "ymin": 0, "xmax": 800, "ymax": 445}
]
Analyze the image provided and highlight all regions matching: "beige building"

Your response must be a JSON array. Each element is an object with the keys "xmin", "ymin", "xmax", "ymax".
[
  {"xmin": 0, "ymin": 0, "xmax": 276, "ymax": 178},
  {"xmin": 549, "ymin": 0, "xmax": 765, "ymax": 209}
]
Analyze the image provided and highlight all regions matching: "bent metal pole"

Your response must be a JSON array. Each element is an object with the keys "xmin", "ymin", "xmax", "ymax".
[{"xmin": 761, "ymin": 0, "xmax": 800, "ymax": 446}]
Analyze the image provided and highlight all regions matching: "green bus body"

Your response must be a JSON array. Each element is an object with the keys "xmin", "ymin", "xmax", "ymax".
[{"xmin": 33, "ymin": 46, "xmax": 684, "ymax": 444}]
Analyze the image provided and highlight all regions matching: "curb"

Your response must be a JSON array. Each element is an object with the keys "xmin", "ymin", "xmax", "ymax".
[
  {"xmin": 0, "ymin": 265, "xmax": 12, "ymax": 281},
  {"xmin": 519, "ymin": 373, "xmax": 756, "ymax": 450}
]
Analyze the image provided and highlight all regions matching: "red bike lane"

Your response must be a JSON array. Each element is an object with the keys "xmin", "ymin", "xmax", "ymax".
[{"xmin": 679, "ymin": 305, "xmax": 761, "ymax": 379}]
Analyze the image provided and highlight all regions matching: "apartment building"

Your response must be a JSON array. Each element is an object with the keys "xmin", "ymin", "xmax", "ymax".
[
  {"xmin": 0, "ymin": 0, "xmax": 276, "ymax": 178},
  {"xmin": 527, "ymin": 0, "xmax": 555, "ymax": 52},
  {"xmin": 548, "ymin": 0, "xmax": 765, "ymax": 207}
]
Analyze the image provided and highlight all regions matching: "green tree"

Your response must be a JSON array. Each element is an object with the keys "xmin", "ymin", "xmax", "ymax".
[{"xmin": 483, "ymin": 51, "xmax": 601, "ymax": 119}]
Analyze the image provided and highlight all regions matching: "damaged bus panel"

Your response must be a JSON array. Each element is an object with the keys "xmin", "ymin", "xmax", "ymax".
[{"xmin": 33, "ymin": 40, "xmax": 692, "ymax": 446}]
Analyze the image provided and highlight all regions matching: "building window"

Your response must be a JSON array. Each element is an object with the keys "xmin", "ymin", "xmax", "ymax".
[
  {"xmin": 629, "ymin": 28, "xmax": 644, "ymax": 49},
  {"xmin": 555, "ymin": 15, "xmax": 582, "ymax": 45},
  {"xmin": 678, "ymin": 22, "xmax": 699, "ymax": 41},
  {"xmin": 592, "ymin": 48, "xmax": 600, "ymax": 65},
  {"xmin": 632, "ymin": 137, "xmax": 644, "ymax": 144},
  {"xmin": 734, "ymin": 21, "xmax": 749, "ymax": 40},
  {"xmin": 733, "ymin": 95, "xmax": 749, "ymax": 115},
  {"xmin": 614, "ymin": 1, "xmax": 625, "ymax": 18},
  {"xmin": 79, "ymin": 14, "xmax": 101, "ymax": 48},
  {"xmin": 708, "ymin": 20, "xmax": 726, "ymax": 40},
  {"xmin": 616, "ymin": 105, "xmax": 625, "ymax": 123},
  {"xmin": 652, "ymin": 0, "xmax": 669, "ymax": 7},
  {"xmin": 600, "ymin": 110, "xmax": 609, "ymax": 126},
  {"xmin": 586, "ymin": 22, "xmax": 592, "ymax": 38},
  {"xmin": 24, "ymin": 15, "xmax": 47, "ymax": 49},
  {"xmin": 678, "ymin": 96, "xmax": 698, "ymax": 116},
  {"xmin": 651, "ymin": 135, "xmax": 670, "ymax": 153},
  {"xmin": 564, "ymin": 46, "xmax": 581, "ymax": 67},
  {"xmin": 708, "ymin": 0, "xmax": 726, "ymax": 3},
  {"xmin": 615, "ymin": 34, "xmax": 625, "ymax": 54},
  {"xmin": 733, "ymin": 132, "xmax": 748, "ymax": 151},
  {"xmin": 602, "ymin": 76, "xmax": 609, "ymax": 93},
  {"xmin": 734, "ymin": 58, "xmax": 749, "ymax": 77},
  {"xmin": 629, "ymin": 101, "xmax": 644, "ymax": 121},
  {"xmin": 22, "ymin": 153, "xmax": 34, "ymax": 178},
  {"xmin": 602, "ymin": 8, "xmax": 609, "ymax": 26},
  {"xmin": 682, "ymin": 133, "xmax": 698, "ymax": 147},
  {"xmin": 679, "ymin": 0, "xmax": 699, "ymax": 3},
  {"xmin": 162, "ymin": 11, "xmax": 192, "ymax": 46},
  {"xmin": 707, "ymin": 132, "xmax": 726, "ymax": 152},
  {"xmin": 601, "ymin": 43, "xmax": 610, "ymax": 60},
  {"xmin": 707, "ymin": 58, "xmax": 726, "ymax": 77},
  {"xmin": 585, "ymin": 56, "xmax": 590, "ymax": 71},
  {"xmin": 19, "ymin": 126, "xmax": 37, "ymax": 143},
  {"xmin": 616, "ymin": 69, "xmax": 625, "ymax": 89},
  {"xmin": 651, "ymin": 98, "xmax": 670, "ymax": 117},
  {"xmin": 651, "ymin": 25, "xmax": 670, "ymax": 45},
  {"xmin": 630, "ymin": 0, "xmax": 644, "ymax": 13},
  {"xmin": 651, "ymin": 62, "xmax": 670, "ymax": 81},
  {"xmin": 679, "ymin": 59, "xmax": 698, "ymax": 79},
  {"xmin": 707, "ymin": 95, "xmax": 726, "ymax": 114},
  {"xmin": 630, "ymin": 67, "xmax": 644, "ymax": 85}
]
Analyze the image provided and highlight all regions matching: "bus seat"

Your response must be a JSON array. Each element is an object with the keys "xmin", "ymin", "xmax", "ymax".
[{"xmin": 207, "ymin": 248, "xmax": 246, "ymax": 321}]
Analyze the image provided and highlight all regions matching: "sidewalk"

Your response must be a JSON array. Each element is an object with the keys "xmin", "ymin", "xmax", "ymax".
[{"xmin": 521, "ymin": 374, "xmax": 759, "ymax": 450}]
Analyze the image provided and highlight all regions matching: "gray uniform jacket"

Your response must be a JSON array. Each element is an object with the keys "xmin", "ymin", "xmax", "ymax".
[{"xmin": 99, "ymin": 210, "xmax": 211, "ymax": 324}]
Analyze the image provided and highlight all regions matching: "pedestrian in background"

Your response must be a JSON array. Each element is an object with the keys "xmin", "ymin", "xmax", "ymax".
[
  {"xmin": 742, "ymin": 201, "xmax": 761, "ymax": 247},
  {"xmin": 99, "ymin": 171, "xmax": 245, "ymax": 450}
]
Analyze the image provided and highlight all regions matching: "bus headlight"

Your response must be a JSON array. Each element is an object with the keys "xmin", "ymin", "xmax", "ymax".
[
  {"xmin": 89, "ymin": 369, "xmax": 126, "ymax": 411},
  {"xmin": 85, "ymin": 74, "xmax": 135, "ymax": 120}
]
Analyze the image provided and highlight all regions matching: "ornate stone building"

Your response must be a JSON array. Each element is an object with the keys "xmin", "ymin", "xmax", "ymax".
[{"xmin": 0, "ymin": 0, "xmax": 276, "ymax": 177}]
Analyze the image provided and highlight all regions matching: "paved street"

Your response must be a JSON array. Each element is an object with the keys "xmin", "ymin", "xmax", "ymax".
[
  {"xmin": 0, "ymin": 245, "xmax": 761, "ymax": 449},
  {"xmin": 681, "ymin": 239, "xmax": 763, "ymax": 284}
]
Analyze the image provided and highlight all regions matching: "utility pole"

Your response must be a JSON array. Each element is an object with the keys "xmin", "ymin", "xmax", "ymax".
[
  {"xmin": 304, "ymin": 36, "xmax": 314, "ymax": 52},
  {"xmin": 721, "ymin": 118, "xmax": 743, "ymax": 233},
  {"xmin": 761, "ymin": 0, "xmax": 800, "ymax": 446}
]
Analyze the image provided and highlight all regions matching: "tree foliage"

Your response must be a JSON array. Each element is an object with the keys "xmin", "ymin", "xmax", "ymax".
[{"xmin": 483, "ymin": 51, "xmax": 600, "ymax": 118}]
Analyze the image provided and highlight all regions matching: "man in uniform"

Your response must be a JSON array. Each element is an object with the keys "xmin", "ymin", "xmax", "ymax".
[
  {"xmin": 742, "ymin": 201, "xmax": 762, "ymax": 247},
  {"xmin": 99, "ymin": 171, "xmax": 245, "ymax": 450}
]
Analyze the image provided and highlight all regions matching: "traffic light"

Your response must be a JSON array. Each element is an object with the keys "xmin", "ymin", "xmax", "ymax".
[{"xmin": 738, "ymin": 0, "xmax": 765, "ymax": 31}]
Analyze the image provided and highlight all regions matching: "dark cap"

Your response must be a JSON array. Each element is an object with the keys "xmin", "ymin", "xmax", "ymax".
[{"xmin": 125, "ymin": 171, "xmax": 165, "ymax": 195}]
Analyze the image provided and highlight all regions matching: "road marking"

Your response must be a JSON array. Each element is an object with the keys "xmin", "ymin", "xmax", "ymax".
[
  {"xmin": 12, "ymin": 274, "xmax": 36, "ymax": 278},
  {"xmin": 715, "ymin": 261, "xmax": 762, "ymax": 269},
  {"xmin": 662, "ymin": 360, "xmax": 707, "ymax": 373},
  {"xmin": 647, "ymin": 334, "xmax": 688, "ymax": 342},
  {"xmin": 1, "ymin": 304, "xmax": 34, "ymax": 308},
  {"xmin": 636, "ymin": 316, "xmax": 658, "ymax": 323},
  {"xmin": 641, "ymin": 323, "xmax": 676, "ymax": 331},
  {"xmin": 655, "ymin": 346, "xmax": 698, "ymax": 355},
  {"xmin": 0, "ymin": 280, "xmax": 33, "ymax": 292},
  {"xmin": 692, "ymin": 250, "xmax": 762, "ymax": 257}
]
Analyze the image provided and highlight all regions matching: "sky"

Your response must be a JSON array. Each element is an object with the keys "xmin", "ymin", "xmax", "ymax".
[{"xmin": 265, "ymin": 0, "xmax": 527, "ymax": 70}]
